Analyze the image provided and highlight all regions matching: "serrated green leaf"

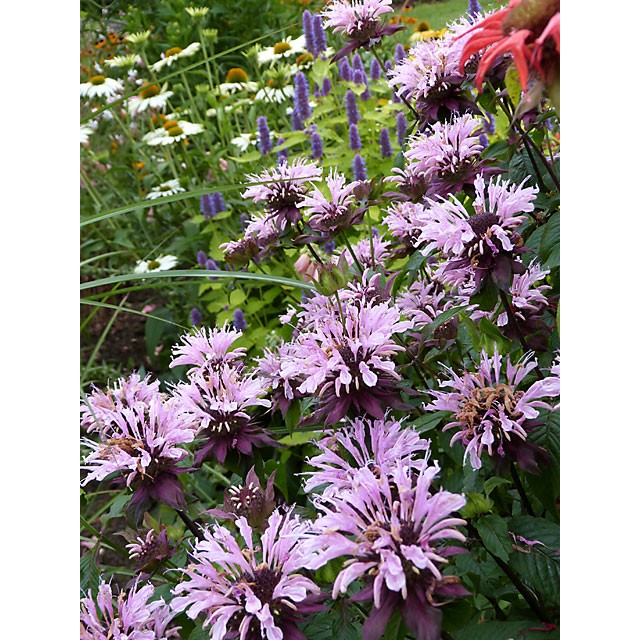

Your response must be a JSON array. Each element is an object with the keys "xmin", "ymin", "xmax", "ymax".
[
  {"xmin": 476, "ymin": 515, "xmax": 512, "ymax": 562},
  {"xmin": 412, "ymin": 411, "xmax": 446, "ymax": 433},
  {"xmin": 80, "ymin": 550, "xmax": 101, "ymax": 597},
  {"xmin": 460, "ymin": 493, "xmax": 494, "ymax": 519},
  {"xmin": 539, "ymin": 212, "xmax": 560, "ymax": 268},
  {"xmin": 278, "ymin": 430, "xmax": 320, "ymax": 447},
  {"xmin": 483, "ymin": 476, "xmax": 511, "ymax": 496}
]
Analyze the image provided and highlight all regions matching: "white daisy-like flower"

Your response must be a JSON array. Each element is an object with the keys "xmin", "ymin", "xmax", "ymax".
[
  {"xmin": 150, "ymin": 43, "xmax": 201, "ymax": 72},
  {"xmin": 145, "ymin": 179, "xmax": 185, "ymax": 200},
  {"xmin": 142, "ymin": 119, "xmax": 204, "ymax": 146},
  {"xmin": 80, "ymin": 125, "xmax": 94, "ymax": 145},
  {"xmin": 104, "ymin": 54, "xmax": 142, "ymax": 68},
  {"xmin": 128, "ymin": 83, "xmax": 174, "ymax": 116},
  {"xmin": 124, "ymin": 30, "xmax": 151, "ymax": 44},
  {"xmin": 134, "ymin": 255, "xmax": 179, "ymax": 273},
  {"xmin": 80, "ymin": 75, "xmax": 124, "ymax": 99},
  {"xmin": 230, "ymin": 133, "xmax": 258, "ymax": 152},
  {"xmin": 254, "ymin": 84, "xmax": 295, "ymax": 104},
  {"xmin": 257, "ymin": 35, "xmax": 307, "ymax": 65},
  {"xmin": 214, "ymin": 81, "xmax": 259, "ymax": 96}
]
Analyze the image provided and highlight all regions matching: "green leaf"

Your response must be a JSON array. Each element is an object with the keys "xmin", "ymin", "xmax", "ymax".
[
  {"xmin": 80, "ymin": 270, "xmax": 315, "ymax": 292},
  {"xmin": 460, "ymin": 493, "xmax": 494, "ymax": 519},
  {"xmin": 412, "ymin": 411, "xmax": 446, "ymax": 433},
  {"xmin": 145, "ymin": 308, "xmax": 174, "ymax": 360},
  {"xmin": 539, "ymin": 212, "xmax": 560, "ymax": 269},
  {"xmin": 278, "ymin": 431, "xmax": 320, "ymax": 447},
  {"xmin": 80, "ymin": 549, "xmax": 101, "ymax": 596},
  {"xmin": 483, "ymin": 476, "xmax": 511, "ymax": 496},
  {"xmin": 284, "ymin": 398, "xmax": 301, "ymax": 436},
  {"xmin": 425, "ymin": 305, "xmax": 467, "ymax": 336},
  {"xmin": 456, "ymin": 618, "xmax": 551, "ymax": 640},
  {"xmin": 476, "ymin": 515, "xmax": 512, "ymax": 562},
  {"xmin": 229, "ymin": 150, "xmax": 263, "ymax": 164},
  {"xmin": 470, "ymin": 278, "xmax": 499, "ymax": 311}
]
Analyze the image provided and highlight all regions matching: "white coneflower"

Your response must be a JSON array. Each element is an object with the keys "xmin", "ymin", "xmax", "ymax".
[
  {"xmin": 185, "ymin": 6, "xmax": 209, "ymax": 18},
  {"xmin": 80, "ymin": 75, "xmax": 124, "ymax": 99},
  {"xmin": 104, "ymin": 53, "xmax": 142, "ymax": 68},
  {"xmin": 150, "ymin": 43, "xmax": 201, "ymax": 72},
  {"xmin": 134, "ymin": 255, "xmax": 179, "ymax": 273},
  {"xmin": 128, "ymin": 83, "xmax": 174, "ymax": 116},
  {"xmin": 254, "ymin": 84, "xmax": 295, "ymax": 104},
  {"xmin": 142, "ymin": 119, "xmax": 204, "ymax": 146},
  {"xmin": 145, "ymin": 179, "xmax": 185, "ymax": 200},
  {"xmin": 230, "ymin": 133, "xmax": 258, "ymax": 152},
  {"xmin": 124, "ymin": 30, "xmax": 151, "ymax": 45},
  {"xmin": 256, "ymin": 35, "xmax": 307, "ymax": 65},
  {"xmin": 80, "ymin": 125, "xmax": 94, "ymax": 145}
]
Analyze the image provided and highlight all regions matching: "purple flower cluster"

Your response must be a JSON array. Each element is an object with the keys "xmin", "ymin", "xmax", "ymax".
[{"xmin": 426, "ymin": 350, "xmax": 560, "ymax": 472}]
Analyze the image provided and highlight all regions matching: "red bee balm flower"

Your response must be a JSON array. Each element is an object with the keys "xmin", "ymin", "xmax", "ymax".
[{"xmin": 458, "ymin": 0, "xmax": 560, "ymax": 92}]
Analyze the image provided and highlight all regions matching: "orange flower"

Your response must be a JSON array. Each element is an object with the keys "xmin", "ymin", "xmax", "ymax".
[{"xmin": 458, "ymin": 0, "xmax": 559, "ymax": 91}]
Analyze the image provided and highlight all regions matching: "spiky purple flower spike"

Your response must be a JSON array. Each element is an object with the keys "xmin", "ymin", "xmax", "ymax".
[
  {"xmin": 196, "ymin": 249, "xmax": 207, "ymax": 266},
  {"xmin": 352, "ymin": 53, "xmax": 364, "ymax": 72},
  {"xmin": 370, "ymin": 56, "xmax": 381, "ymax": 80},
  {"xmin": 190, "ymin": 307, "xmax": 202, "ymax": 326},
  {"xmin": 294, "ymin": 71, "xmax": 312, "ymax": 121},
  {"xmin": 171, "ymin": 509, "xmax": 323, "ymax": 640},
  {"xmin": 232, "ymin": 308, "xmax": 247, "ymax": 331},
  {"xmin": 379, "ymin": 127, "xmax": 393, "ymax": 157},
  {"xmin": 322, "ymin": 0, "xmax": 405, "ymax": 61},
  {"xmin": 256, "ymin": 116, "xmax": 272, "ymax": 155},
  {"xmin": 291, "ymin": 107, "xmax": 304, "ymax": 131},
  {"xmin": 303, "ymin": 10, "xmax": 317, "ymax": 56},
  {"xmin": 306, "ymin": 456, "xmax": 468, "ymax": 640},
  {"xmin": 313, "ymin": 13, "xmax": 328, "ymax": 54},
  {"xmin": 396, "ymin": 110, "xmax": 407, "ymax": 146},
  {"xmin": 349, "ymin": 123, "xmax": 362, "ymax": 151},
  {"xmin": 468, "ymin": 0, "xmax": 483, "ymax": 18},
  {"xmin": 345, "ymin": 89, "xmax": 360, "ymax": 126},
  {"xmin": 339, "ymin": 57, "xmax": 353, "ymax": 81},
  {"xmin": 395, "ymin": 43, "xmax": 406, "ymax": 63},
  {"xmin": 322, "ymin": 76, "xmax": 332, "ymax": 96},
  {"xmin": 275, "ymin": 136, "xmax": 288, "ymax": 164},
  {"xmin": 311, "ymin": 131, "xmax": 324, "ymax": 159},
  {"xmin": 353, "ymin": 153, "xmax": 368, "ymax": 181}
]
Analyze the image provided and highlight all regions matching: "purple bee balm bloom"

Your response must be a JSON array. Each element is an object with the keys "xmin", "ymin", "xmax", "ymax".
[
  {"xmin": 345, "ymin": 90, "xmax": 360, "ymax": 127},
  {"xmin": 352, "ymin": 153, "xmax": 368, "ymax": 181},
  {"xmin": 396, "ymin": 276, "xmax": 454, "ymax": 329},
  {"xmin": 323, "ymin": 0, "xmax": 404, "ymax": 61},
  {"xmin": 81, "ymin": 579, "xmax": 180, "ymax": 640},
  {"xmin": 349, "ymin": 123, "xmax": 362, "ymax": 151},
  {"xmin": 242, "ymin": 158, "xmax": 322, "ymax": 227},
  {"xmin": 206, "ymin": 465, "xmax": 277, "ymax": 531},
  {"xmin": 294, "ymin": 71, "xmax": 312, "ymax": 121},
  {"xmin": 232, "ymin": 308, "xmax": 247, "ymax": 331},
  {"xmin": 126, "ymin": 528, "xmax": 173, "ymax": 575},
  {"xmin": 280, "ymin": 295, "xmax": 413, "ymax": 424},
  {"xmin": 306, "ymin": 458, "xmax": 467, "ymax": 640},
  {"xmin": 170, "ymin": 324, "xmax": 246, "ymax": 373},
  {"xmin": 313, "ymin": 13, "xmax": 328, "ymax": 53},
  {"xmin": 190, "ymin": 307, "xmax": 202, "ymax": 327},
  {"xmin": 419, "ymin": 175, "xmax": 537, "ymax": 291},
  {"xmin": 496, "ymin": 261, "xmax": 551, "ymax": 328},
  {"xmin": 388, "ymin": 17, "xmax": 481, "ymax": 126},
  {"xmin": 379, "ymin": 127, "xmax": 393, "ymax": 157},
  {"xmin": 310, "ymin": 130, "xmax": 324, "ymax": 160},
  {"xmin": 426, "ymin": 350, "xmax": 560, "ymax": 473},
  {"xmin": 174, "ymin": 363, "xmax": 274, "ymax": 466},
  {"xmin": 321, "ymin": 76, "xmax": 332, "ymax": 95},
  {"xmin": 171, "ymin": 509, "xmax": 323, "ymax": 640},
  {"xmin": 256, "ymin": 116, "xmax": 272, "ymax": 155},
  {"xmin": 301, "ymin": 168, "xmax": 362, "ymax": 235},
  {"xmin": 304, "ymin": 414, "xmax": 432, "ymax": 497},
  {"xmin": 383, "ymin": 201, "xmax": 428, "ymax": 248},
  {"xmin": 396, "ymin": 110, "xmax": 407, "ymax": 145},
  {"xmin": 345, "ymin": 235, "xmax": 391, "ymax": 270},
  {"xmin": 370, "ymin": 56, "xmax": 381, "ymax": 80},
  {"xmin": 196, "ymin": 249, "xmax": 208, "ymax": 266},
  {"xmin": 404, "ymin": 114, "xmax": 500, "ymax": 198},
  {"xmin": 339, "ymin": 57, "xmax": 353, "ymax": 81},
  {"xmin": 81, "ymin": 395, "xmax": 196, "ymax": 520},
  {"xmin": 303, "ymin": 10, "xmax": 317, "ymax": 56},
  {"xmin": 81, "ymin": 372, "xmax": 160, "ymax": 434}
]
